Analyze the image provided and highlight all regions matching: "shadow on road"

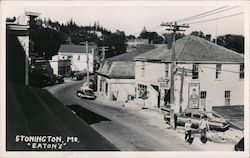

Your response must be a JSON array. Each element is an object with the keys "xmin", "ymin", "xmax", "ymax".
[{"xmin": 66, "ymin": 104, "xmax": 111, "ymax": 125}]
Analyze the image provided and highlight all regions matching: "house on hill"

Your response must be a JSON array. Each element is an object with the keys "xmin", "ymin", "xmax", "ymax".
[
  {"xmin": 96, "ymin": 44, "xmax": 156, "ymax": 102},
  {"xmin": 55, "ymin": 44, "xmax": 98, "ymax": 73},
  {"xmin": 134, "ymin": 35, "xmax": 244, "ymax": 112}
]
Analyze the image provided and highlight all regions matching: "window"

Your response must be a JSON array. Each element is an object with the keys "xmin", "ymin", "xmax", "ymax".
[
  {"xmin": 105, "ymin": 82, "xmax": 108, "ymax": 94},
  {"xmin": 78, "ymin": 55, "xmax": 80, "ymax": 60},
  {"xmin": 138, "ymin": 84, "xmax": 147, "ymax": 99},
  {"xmin": 99, "ymin": 80, "xmax": 102, "ymax": 92},
  {"xmin": 240, "ymin": 64, "xmax": 244, "ymax": 79},
  {"xmin": 192, "ymin": 64, "xmax": 199, "ymax": 79},
  {"xmin": 200, "ymin": 91, "xmax": 207, "ymax": 99},
  {"xmin": 216, "ymin": 64, "xmax": 222, "ymax": 79},
  {"xmin": 141, "ymin": 62, "xmax": 145, "ymax": 76},
  {"xmin": 165, "ymin": 64, "xmax": 169, "ymax": 78},
  {"xmin": 225, "ymin": 90, "xmax": 231, "ymax": 105}
]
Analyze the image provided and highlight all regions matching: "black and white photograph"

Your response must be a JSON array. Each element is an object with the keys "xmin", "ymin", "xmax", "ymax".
[{"xmin": 1, "ymin": 0, "xmax": 249, "ymax": 158}]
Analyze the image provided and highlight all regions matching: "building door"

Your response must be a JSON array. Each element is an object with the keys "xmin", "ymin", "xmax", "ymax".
[
  {"xmin": 164, "ymin": 89, "xmax": 170, "ymax": 107},
  {"xmin": 105, "ymin": 82, "xmax": 108, "ymax": 95},
  {"xmin": 225, "ymin": 90, "xmax": 231, "ymax": 106},
  {"xmin": 200, "ymin": 91, "xmax": 207, "ymax": 110}
]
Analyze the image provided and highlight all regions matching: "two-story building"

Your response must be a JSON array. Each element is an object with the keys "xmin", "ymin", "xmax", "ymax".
[
  {"xmin": 134, "ymin": 35, "xmax": 244, "ymax": 112},
  {"xmin": 56, "ymin": 44, "xmax": 97, "ymax": 73},
  {"xmin": 96, "ymin": 44, "xmax": 156, "ymax": 102}
]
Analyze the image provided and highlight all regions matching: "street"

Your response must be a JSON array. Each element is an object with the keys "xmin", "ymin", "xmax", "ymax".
[{"xmin": 47, "ymin": 80, "xmax": 199, "ymax": 151}]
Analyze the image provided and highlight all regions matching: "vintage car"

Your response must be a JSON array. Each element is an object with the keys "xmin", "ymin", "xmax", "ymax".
[
  {"xmin": 76, "ymin": 87, "xmax": 96, "ymax": 100},
  {"xmin": 164, "ymin": 109, "xmax": 230, "ymax": 132}
]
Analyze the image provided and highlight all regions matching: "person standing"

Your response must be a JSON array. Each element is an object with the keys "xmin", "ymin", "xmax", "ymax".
[
  {"xmin": 199, "ymin": 115, "xmax": 210, "ymax": 143},
  {"xmin": 184, "ymin": 118, "xmax": 192, "ymax": 142}
]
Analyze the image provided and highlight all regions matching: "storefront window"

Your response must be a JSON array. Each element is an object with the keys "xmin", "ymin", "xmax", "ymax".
[{"xmin": 138, "ymin": 84, "xmax": 147, "ymax": 99}]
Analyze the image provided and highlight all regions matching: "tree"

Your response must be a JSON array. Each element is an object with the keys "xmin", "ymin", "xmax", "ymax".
[
  {"xmin": 96, "ymin": 30, "xmax": 127, "ymax": 58},
  {"xmin": 215, "ymin": 34, "xmax": 244, "ymax": 54},
  {"xmin": 28, "ymin": 18, "xmax": 67, "ymax": 59},
  {"xmin": 126, "ymin": 35, "xmax": 136, "ymax": 39},
  {"xmin": 139, "ymin": 31, "xmax": 164, "ymax": 44},
  {"xmin": 30, "ymin": 27, "xmax": 66, "ymax": 59},
  {"xmin": 190, "ymin": 31, "xmax": 206, "ymax": 39}
]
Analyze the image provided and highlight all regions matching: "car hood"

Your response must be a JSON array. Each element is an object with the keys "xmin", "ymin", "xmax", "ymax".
[{"xmin": 209, "ymin": 117, "xmax": 229, "ymax": 124}]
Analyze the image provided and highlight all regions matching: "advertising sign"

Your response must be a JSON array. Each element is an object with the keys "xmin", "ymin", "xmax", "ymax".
[{"xmin": 188, "ymin": 83, "xmax": 200, "ymax": 109}]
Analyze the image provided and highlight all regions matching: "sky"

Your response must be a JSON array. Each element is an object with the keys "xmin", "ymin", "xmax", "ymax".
[{"xmin": 4, "ymin": 1, "xmax": 246, "ymax": 38}]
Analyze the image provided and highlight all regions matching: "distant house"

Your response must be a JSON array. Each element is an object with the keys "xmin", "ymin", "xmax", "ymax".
[
  {"xmin": 96, "ymin": 44, "xmax": 156, "ymax": 102},
  {"xmin": 57, "ymin": 44, "xmax": 98, "ymax": 73},
  {"xmin": 134, "ymin": 35, "xmax": 244, "ymax": 112},
  {"xmin": 6, "ymin": 22, "xmax": 29, "ymax": 85},
  {"xmin": 127, "ymin": 38, "xmax": 149, "ymax": 47}
]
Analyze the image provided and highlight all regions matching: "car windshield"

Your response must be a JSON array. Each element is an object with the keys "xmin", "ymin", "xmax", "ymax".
[{"xmin": 84, "ymin": 90, "xmax": 94, "ymax": 96}]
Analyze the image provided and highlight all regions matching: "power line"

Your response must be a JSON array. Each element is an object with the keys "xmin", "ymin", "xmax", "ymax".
[
  {"xmin": 188, "ymin": 12, "xmax": 244, "ymax": 25},
  {"xmin": 178, "ymin": 6, "xmax": 239, "ymax": 23},
  {"xmin": 175, "ymin": 6, "xmax": 228, "ymax": 23}
]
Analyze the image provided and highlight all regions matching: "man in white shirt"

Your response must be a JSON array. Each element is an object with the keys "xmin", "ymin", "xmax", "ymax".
[
  {"xmin": 184, "ymin": 118, "xmax": 192, "ymax": 142},
  {"xmin": 199, "ymin": 115, "xmax": 210, "ymax": 143}
]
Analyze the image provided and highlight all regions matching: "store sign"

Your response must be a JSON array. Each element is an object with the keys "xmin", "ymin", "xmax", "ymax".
[
  {"xmin": 188, "ymin": 83, "xmax": 200, "ymax": 109},
  {"xmin": 158, "ymin": 77, "xmax": 169, "ymax": 89}
]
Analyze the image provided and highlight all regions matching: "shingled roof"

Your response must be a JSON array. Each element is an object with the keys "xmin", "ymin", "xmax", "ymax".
[
  {"xmin": 97, "ymin": 44, "xmax": 156, "ymax": 79},
  {"xmin": 58, "ymin": 44, "xmax": 97, "ymax": 54},
  {"xmin": 134, "ymin": 35, "xmax": 244, "ymax": 63},
  {"xmin": 97, "ymin": 61, "xmax": 135, "ymax": 79}
]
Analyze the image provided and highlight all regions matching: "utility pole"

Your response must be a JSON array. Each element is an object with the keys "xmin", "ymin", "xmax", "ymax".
[
  {"xmin": 86, "ymin": 41, "xmax": 89, "ymax": 87},
  {"xmin": 161, "ymin": 22, "xmax": 189, "ymax": 129},
  {"xmin": 179, "ymin": 67, "xmax": 185, "ymax": 113},
  {"xmin": 101, "ymin": 46, "xmax": 109, "ymax": 61}
]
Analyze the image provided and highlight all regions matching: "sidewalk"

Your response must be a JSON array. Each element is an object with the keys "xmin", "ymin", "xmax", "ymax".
[{"xmin": 94, "ymin": 93, "xmax": 242, "ymax": 151}]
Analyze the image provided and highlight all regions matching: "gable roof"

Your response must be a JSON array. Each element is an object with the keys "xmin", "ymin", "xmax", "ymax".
[
  {"xmin": 105, "ymin": 44, "xmax": 156, "ymax": 61},
  {"xmin": 134, "ymin": 35, "xmax": 244, "ymax": 63},
  {"xmin": 58, "ymin": 44, "xmax": 97, "ymax": 54},
  {"xmin": 97, "ymin": 61, "xmax": 135, "ymax": 79}
]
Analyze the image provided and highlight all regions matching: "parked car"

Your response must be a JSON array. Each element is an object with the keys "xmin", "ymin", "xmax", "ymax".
[
  {"xmin": 234, "ymin": 137, "xmax": 244, "ymax": 151},
  {"xmin": 30, "ymin": 72, "xmax": 55, "ymax": 87},
  {"xmin": 164, "ymin": 109, "xmax": 230, "ymax": 132},
  {"xmin": 76, "ymin": 87, "xmax": 96, "ymax": 100},
  {"xmin": 75, "ymin": 71, "xmax": 87, "ymax": 80},
  {"xmin": 52, "ymin": 74, "xmax": 64, "ymax": 84}
]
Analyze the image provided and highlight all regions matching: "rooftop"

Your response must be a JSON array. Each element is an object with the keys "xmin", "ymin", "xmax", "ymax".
[
  {"xmin": 97, "ymin": 61, "xmax": 135, "ymax": 79},
  {"xmin": 58, "ymin": 44, "xmax": 97, "ymax": 54},
  {"xmin": 134, "ymin": 35, "xmax": 244, "ymax": 63}
]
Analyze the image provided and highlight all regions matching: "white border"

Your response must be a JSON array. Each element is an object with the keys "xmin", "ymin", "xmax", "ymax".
[{"xmin": 1, "ymin": 1, "xmax": 249, "ymax": 158}]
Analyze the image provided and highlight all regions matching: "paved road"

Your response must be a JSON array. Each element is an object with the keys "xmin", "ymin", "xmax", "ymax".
[{"xmin": 47, "ymin": 81, "xmax": 199, "ymax": 151}]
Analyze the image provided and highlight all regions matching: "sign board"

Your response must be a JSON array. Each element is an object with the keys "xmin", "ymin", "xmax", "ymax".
[
  {"xmin": 188, "ymin": 83, "xmax": 200, "ymax": 109},
  {"xmin": 158, "ymin": 77, "xmax": 169, "ymax": 89}
]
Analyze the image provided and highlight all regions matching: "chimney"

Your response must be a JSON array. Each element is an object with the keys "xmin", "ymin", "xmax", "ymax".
[{"xmin": 205, "ymin": 34, "xmax": 211, "ymax": 41}]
